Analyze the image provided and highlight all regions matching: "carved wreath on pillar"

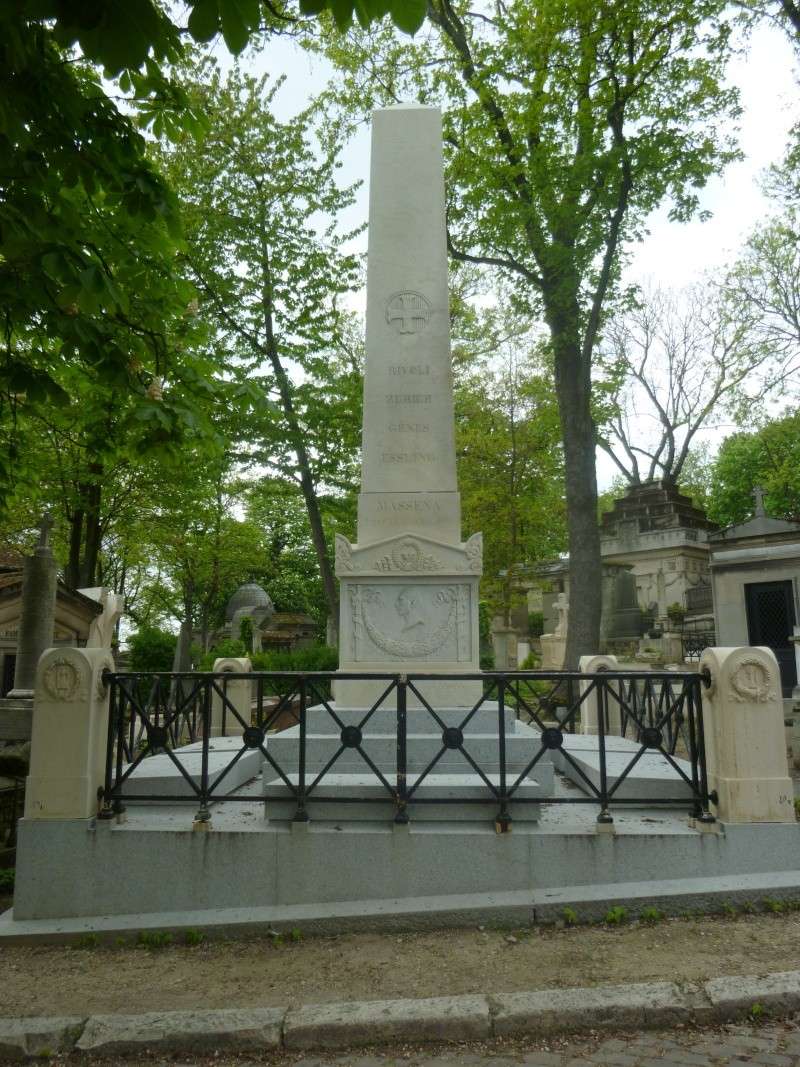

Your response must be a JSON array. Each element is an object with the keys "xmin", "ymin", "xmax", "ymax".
[
  {"xmin": 42, "ymin": 658, "xmax": 83, "ymax": 702},
  {"xmin": 729, "ymin": 657, "xmax": 777, "ymax": 704}
]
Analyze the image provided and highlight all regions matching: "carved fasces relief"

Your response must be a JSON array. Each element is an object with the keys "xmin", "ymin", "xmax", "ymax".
[
  {"xmin": 729, "ymin": 657, "xmax": 778, "ymax": 705},
  {"xmin": 41, "ymin": 654, "xmax": 89, "ymax": 703},
  {"xmin": 349, "ymin": 583, "xmax": 472, "ymax": 662}
]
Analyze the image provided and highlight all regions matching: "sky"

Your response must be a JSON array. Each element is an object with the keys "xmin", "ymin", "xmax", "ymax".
[{"xmin": 224, "ymin": 17, "xmax": 800, "ymax": 490}]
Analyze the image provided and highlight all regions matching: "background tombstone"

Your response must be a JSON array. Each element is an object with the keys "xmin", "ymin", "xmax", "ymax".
[{"xmin": 9, "ymin": 516, "xmax": 57, "ymax": 698}]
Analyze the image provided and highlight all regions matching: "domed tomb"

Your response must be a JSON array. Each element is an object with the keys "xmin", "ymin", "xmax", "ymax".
[{"xmin": 225, "ymin": 583, "xmax": 275, "ymax": 651}]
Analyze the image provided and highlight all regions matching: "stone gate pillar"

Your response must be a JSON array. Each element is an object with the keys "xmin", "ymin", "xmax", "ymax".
[
  {"xmin": 211, "ymin": 657, "xmax": 252, "ymax": 737},
  {"xmin": 25, "ymin": 647, "xmax": 114, "ymax": 820},
  {"xmin": 579, "ymin": 654, "xmax": 621, "ymax": 735},
  {"xmin": 699, "ymin": 646, "xmax": 794, "ymax": 823}
]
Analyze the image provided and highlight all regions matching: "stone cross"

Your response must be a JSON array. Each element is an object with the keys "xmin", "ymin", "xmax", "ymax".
[
  {"xmin": 37, "ymin": 512, "xmax": 54, "ymax": 549},
  {"xmin": 753, "ymin": 486, "xmax": 766, "ymax": 517},
  {"xmin": 554, "ymin": 592, "xmax": 569, "ymax": 638}
]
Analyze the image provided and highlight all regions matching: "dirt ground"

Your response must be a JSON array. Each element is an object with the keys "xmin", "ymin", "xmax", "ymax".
[{"xmin": 2, "ymin": 911, "xmax": 800, "ymax": 1018}]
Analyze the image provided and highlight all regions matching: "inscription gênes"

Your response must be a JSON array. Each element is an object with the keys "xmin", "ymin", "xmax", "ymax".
[
  {"xmin": 385, "ymin": 394, "xmax": 432, "ymax": 405},
  {"xmin": 388, "ymin": 423, "xmax": 430, "ymax": 433}
]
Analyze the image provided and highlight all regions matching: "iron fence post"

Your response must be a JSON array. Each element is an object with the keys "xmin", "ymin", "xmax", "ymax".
[
  {"xmin": 692, "ymin": 675, "xmax": 716, "ymax": 823},
  {"xmin": 193, "ymin": 676, "xmax": 212, "ymax": 829},
  {"xmin": 294, "ymin": 675, "xmax": 309, "ymax": 822},
  {"xmin": 496, "ymin": 675, "xmax": 511, "ymax": 832},
  {"xmin": 596, "ymin": 676, "xmax": 613, "ymax": 825},
  {"xmin": 98, "ymin": 670, "xmax": 116, "ymax": 820},
  {"xmin": 112, "ymin": 681, "xmax": 127, "ymax": 818},
  {"xmin": 395, "ymin": 675, "xmax": 409, "ymax": 824}
]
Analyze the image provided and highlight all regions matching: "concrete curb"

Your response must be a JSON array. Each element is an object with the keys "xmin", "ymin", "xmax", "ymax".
[{"xmin": 1, "ymin": 971, "xmax": 800, "ymax": 1059}]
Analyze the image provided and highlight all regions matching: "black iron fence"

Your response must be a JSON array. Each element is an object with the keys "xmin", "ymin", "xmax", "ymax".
[{"xmin": 100, "ymin": 669, "xmax": 715, "ymax": 829}]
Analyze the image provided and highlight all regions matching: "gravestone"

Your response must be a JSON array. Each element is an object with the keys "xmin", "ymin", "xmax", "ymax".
[
  {"xmin": 334, "ymin": 105, "xmax": 482, "ymax": 708},
  {"xmin": 9, "ymin": 516, "xmax": 57, "ymax": 698}
]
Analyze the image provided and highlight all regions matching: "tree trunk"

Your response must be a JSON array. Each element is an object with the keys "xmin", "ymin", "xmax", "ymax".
[
  {"xmin": 546, "ymin": 297, "xmax": 602, "ymax": 668},
  {"xmin": 65, "ymin": 508, "xmax": 83, "ymax": 589},
  {"xmin": 79, "ymin": 462, "xmax": 103, "ymax": 586}
]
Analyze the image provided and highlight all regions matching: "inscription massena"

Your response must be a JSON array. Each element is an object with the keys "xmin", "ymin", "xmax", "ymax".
[{"xmin": 385, "ymin": 291, "xmax": 431, "ymax": 335}]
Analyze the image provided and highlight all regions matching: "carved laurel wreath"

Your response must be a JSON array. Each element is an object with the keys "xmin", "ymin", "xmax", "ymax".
[{"xmin": 729, "ymin": 657, "xmax": 776, "ymax": 704}]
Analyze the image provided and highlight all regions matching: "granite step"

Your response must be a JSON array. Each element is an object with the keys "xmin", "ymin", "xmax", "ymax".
[{"xmin": 263, "ymin": 771, "xmax": 543, "ymax": 822}]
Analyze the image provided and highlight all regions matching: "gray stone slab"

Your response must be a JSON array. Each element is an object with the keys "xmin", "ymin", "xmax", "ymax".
[
  {"xmin": 264, "ymin": 772, "xmax": 544, "ymax": 821},
  {"xmin": 704, "ymin": 971, "xmax": 800, "ymax": 1016},
  {"xmin": 76, "ymin": 1007, "xmax": 286, "ymax": 1054},
  {"xmin": 491, "ymin": 981, "xmax": 686, "ymax": 1036},
  {"xmin": 0, "ymin": 1016, "xmax": 85, "ymax": 1059},
  {"xmin": 264, "ymin": 731, "xmax": 555, "ymax": 786},
  {"xmin": 284, "ymin": 994, "xmax": 490, "ymax": 1049},
  {"xmin": 560, "ymin": 747, "xmax": 695, "ymax": 800},
  {"xmin": 302, "ymin": 703, "xmax": 517, "ymax": 735},
  {"xmin": 123, "ymin": 741, "xmax": 262, "ymax": 798}
]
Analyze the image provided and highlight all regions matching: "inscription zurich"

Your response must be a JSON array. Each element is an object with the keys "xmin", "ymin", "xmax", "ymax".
[
  {"xmin": 385, "ymin": 394, "xmax": 432, "ymax": 404},
  {"xmin": 389, "ymin": 365, "xmax": 431, "ymax": 376}
]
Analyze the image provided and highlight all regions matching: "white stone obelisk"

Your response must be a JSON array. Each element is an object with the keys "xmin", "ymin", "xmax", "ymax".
[{"xmin": 335, "ymin": 105, "xmax": 482, "ymax": 708}]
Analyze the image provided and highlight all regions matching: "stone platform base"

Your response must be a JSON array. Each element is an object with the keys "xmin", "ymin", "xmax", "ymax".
[{"xmin": 9, "ymin": 787, "xmax": 800, "ymax": 924}]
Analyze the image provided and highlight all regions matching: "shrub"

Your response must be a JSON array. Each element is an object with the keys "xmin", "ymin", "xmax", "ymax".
[
  {"xmin": 0, "ymin": 868, "xmax": 15, "ymax": 892},
  {"xmin": 128, "ymin": 627, "xmax": 176, "ymax": 673},
  {"xmin": 184, "ymin": 928, "xmax": 204, "ymax": 946},
  {"xmin": 762, "ymin": 898, "xmax": 784, "ymax": 914},
  {"xmin": 604, "ymin": 906, "xmax": 628, "ymax": 925},
  {"xmin": 74, "ymin": 933, "xmax": 100, "ymax": 949},
  {"xmin": 640, "ymin": 906, "xmax": 664, "ymax": 923},
  {"xmin": 137, "ymin": 930, "xmax": 173, "ymax": 949},
  {"xmin": 562, "ymin": 907, "xmax": 578, "ymax": 926},
  {"xmin": 528, "ymin": 611, "xmax": 544, "ymax": 637}
]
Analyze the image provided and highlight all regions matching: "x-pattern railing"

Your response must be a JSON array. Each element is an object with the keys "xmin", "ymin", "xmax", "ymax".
[{"xmin": 101, "ymin": 669, "xmax": 716, "ymax": 828}]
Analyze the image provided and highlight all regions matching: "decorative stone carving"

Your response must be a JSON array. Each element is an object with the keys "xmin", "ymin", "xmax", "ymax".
[
  {"xmin": 348, "ymin": 583, "xmax": 471, "ymax": 662},
  {"xmin": 42, "ymin": 657, "xmax": 83, "ymax": 702},
  {"xmin": 334, "ymin": 534, "xmax": 353, "ymax": 573},
  {"xmin": 385, "ymin": 291, "xmax": 431, "ymax": 335},
  {"xmin": 730, "ymin": 657, "xmax": 777, "ymax": 704},
  {"xmin": 464, "ymin": 533, "xmax": 483, "ymax": 573},
  {"xmin": 375, "ymin": 537, "xmax": 442, "ymax": 574}
]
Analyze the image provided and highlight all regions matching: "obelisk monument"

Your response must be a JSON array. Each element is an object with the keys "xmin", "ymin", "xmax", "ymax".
[{"xmin": 335, "ymin": 105, "xmax": 482, "ymax": 708}]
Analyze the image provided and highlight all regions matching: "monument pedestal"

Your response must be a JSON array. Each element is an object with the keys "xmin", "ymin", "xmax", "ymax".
[{"xmin": 334, "ymin": 532, "xmax": 483, "ymax": 708}]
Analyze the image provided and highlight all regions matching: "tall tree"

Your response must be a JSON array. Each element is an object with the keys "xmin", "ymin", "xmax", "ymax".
[
  {"xmin": 596, "ymin": 282, "xmax": 799, "ymax": 487},
  {"xmin": 157, "ymin": 62, "xmax": 362, "ymax": 629},
  {"xmin": 456, "ymin": 346, "xmax": 565, "ymax": 624},
  {"xmin": 320, "ymin": 0, "xmax": 740, "ymax": 663}
]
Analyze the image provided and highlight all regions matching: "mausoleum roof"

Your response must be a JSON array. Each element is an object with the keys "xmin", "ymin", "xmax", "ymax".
[
  {"xmin": 600, "ymin": 481, "xmax": 716, "ymax": 537},
  {"xmin": 225, "ymin": 582, "xmax": 273, "ymax": 622}
]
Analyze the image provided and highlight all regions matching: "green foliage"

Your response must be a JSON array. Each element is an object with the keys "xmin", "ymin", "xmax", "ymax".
[
  {"xmin": 289, "ymin": 927, "xmax": 303, "ymax": 942},
  {"xmin": 184, "ymin": 928, "xmax": 205, "ymax": 946},
  {"xmin": 251, "ymin": 646, "xmax": 339, "ymax": 673},
  {"xmin": 128, "ymin": 627, "xmax": 177, "ymax": 673},
  {"xmin": 639, "ymin": 906, "xmax": 664, "ymax": 924},
  {"xmin": 0, "ymin": 868, "xmax": 15, "ymax": 891},
  {"xmin": 480, "ymin": 652, "xmax": 496, "ymax": 672},
  {"xmin": 795, "ymin": 797, "xmax": 800, "ymax": 821},
  {"xmin": 239, "ymin": 616, "xmax": 255, "ymax": 651},
  {"xmin": 561, "ymin": 907, "xmax": 578, "ymax": 926},
  {"xmin": 750, "ymin": 1001, "xmax": 765, "ymax": 1019},
  {"xmin": 74, "ymin": 933, "xmax": 100, "ymax": 950},
  {"xmin": 137, "ymin": 930, "xmax": 174, "ymax": 949},
  {"xmin": 604, "ymin": 906, "xmax": 628, "ymax": 926},
  {"xmin": 528, "ymin": 612, "xmax": 544, "ymax": 638},
  {"xmin": 762, "ymin": 898, "xmax": 785, "ymax": 914},
  {"xmin": 720, "ymin": 902, "xmax": 737, "ymax": 917},
  {"xmin": 707, "ymin": 411, "xmax": 800, "ymax": 526}
]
